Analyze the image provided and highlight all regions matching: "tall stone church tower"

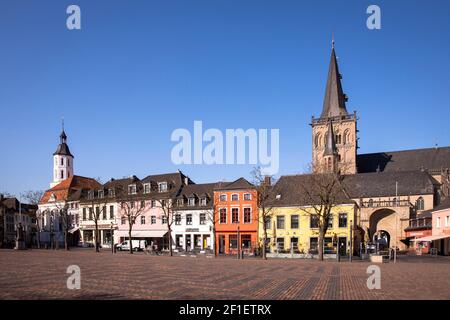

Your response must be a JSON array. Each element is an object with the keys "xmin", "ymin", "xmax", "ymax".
[
  {"xmin": 311, "ymin": 42, "xmax": 358, "ymax": 174},
  {"xmin": 50, "ymin": 122, "xmax": 74, "ymax": 188}
]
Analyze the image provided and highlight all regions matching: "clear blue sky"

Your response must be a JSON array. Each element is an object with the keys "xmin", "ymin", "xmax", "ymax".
[{"xmin": 1, "ymin": 0, "xmax": 450, "ymax": 195}]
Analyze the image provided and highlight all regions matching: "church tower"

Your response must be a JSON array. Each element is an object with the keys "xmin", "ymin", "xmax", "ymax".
[
  {"xmin": 311, "ymin": 41, "xmax": 358, "ymax": 174},
  {"xmin": 50, "ymin": 121, "xmax": 74, "ymax": 188}
]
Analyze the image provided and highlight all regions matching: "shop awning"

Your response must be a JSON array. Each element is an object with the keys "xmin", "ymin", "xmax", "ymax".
[
  {"xmin": 115, "ymin": 230, "xmax": 167, "ymax": 238},
  {"xmin": 68, "ymin": 227, "xmax": 80, "ymax": 234},
  {"xmin": 412, "ymin": 235, "xmax": 450, "ymax": 242}
]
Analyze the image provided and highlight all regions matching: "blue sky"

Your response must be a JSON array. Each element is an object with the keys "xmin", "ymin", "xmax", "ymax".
[{"xmin": 1, "ymin": 0, "xmax": 450, "ymax": 195}]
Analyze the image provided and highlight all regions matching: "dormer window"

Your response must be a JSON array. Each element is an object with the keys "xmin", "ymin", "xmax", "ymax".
[
  {"xmin": 49, "ymin": 194, "xmax": 56, "ymax": 202},
  {"xmin": 98, "ymin": 190, "xmax": 104, "ymax": 199},
  {"xmin": 158, "ymin": 182, "xmax": 168, "ymax": 193},
  {"xmin": 275, "ymin": 194, "xmax": 281, "ymax": 200},
  {"xmin": 188, "ymin": 197, "xmax": 196, "ymax": 206},
  {"xmin": 200, "ymin": 198, "xmax": 207, "ymax": 206},
  {"xmin": 108, "ymin": 188, "xmax": 115, "ymax": 197},
  {"xmin": 128, "ymin": 184, "xmax": 137, "ymax": 195},
  {"xmin": 143, "ymin": 183, "xmax": 151, "ymax": 194},
  {"xmin": 177, "ymin": 198, "xmax": 184, "ymax": 207},
  {"xmin": 88, "ymin": 190, "xmax": 94, "ymax": 200}
]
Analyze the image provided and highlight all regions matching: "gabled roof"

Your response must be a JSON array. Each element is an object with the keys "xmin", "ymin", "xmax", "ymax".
[
  {"xmin": 176, "ymin": 183, "xmax": 218, "ymax": 210},
  {"xmin": 214, "ymin": 177, "xmax": 254, "ymax": 191},
  {"xmin": 0, "ymin": 197, "xmax": 38, "ymax": 213},
  {"xmin": 357, "ymin": 146, "xmax": 450, "ymax": 173},
  {"xmin": 40, "ymin": 175, "xmax": 101, "ymax": 204},
  {"xmin": 320, "ymin": 45, "xmax": 348, "ymax": 119}
]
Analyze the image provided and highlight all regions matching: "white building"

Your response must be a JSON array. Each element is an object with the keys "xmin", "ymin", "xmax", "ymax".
[{"xmin": 172, "ymin": 183, "xmax": 216, "ymax": 253}]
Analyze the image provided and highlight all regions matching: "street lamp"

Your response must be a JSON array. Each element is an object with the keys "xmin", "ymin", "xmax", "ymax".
[
  {"xmin": 237, "ymin": 224, "xmax": 241, "ymax": 260},
  {"xmin": 349, "ymin": 220, "xmax": 353, "ymax": 263},
  {"xmin": 110, "ymin": 222, "xmax": 115, "ymax": 254}
]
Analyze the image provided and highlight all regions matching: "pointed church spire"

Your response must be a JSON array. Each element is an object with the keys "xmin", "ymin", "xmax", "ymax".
[
  {"xmin": 323, "ymin": 120, "xmax": 337, "ymax": 156},
  {"xmin": 60, "ymin": 117, "xmax": 67, "ymax": 143},
  {"xmin": 320, "ymin": 41, "xmax": 348, "ymax": 119}
]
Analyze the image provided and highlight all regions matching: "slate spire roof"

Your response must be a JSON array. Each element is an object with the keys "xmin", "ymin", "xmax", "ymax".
[
  {"xmin": 53, "ymin": 126, "xmax": 74, "ymax": 157},
  {"xmin": 324, "ymin": 120, "xmax": 338, "ymax": 156},
  {"xmin": 320, "ymin": 43, "xmax": 348, "ymax": 119}
]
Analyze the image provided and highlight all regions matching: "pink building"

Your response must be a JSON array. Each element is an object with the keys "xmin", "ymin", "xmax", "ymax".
[{"xmin": 431, "ymin": 199, "xmax": 450, "ymax": 255}]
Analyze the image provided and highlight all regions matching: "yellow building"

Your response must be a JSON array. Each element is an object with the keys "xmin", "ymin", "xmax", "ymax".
[
  {"xmin": 259, "ymin": 205, "xmax": 357, "ymax": 255},
  {"xmin": 259, "ymin": 174, "xmax": 359, "ymax": 256}
]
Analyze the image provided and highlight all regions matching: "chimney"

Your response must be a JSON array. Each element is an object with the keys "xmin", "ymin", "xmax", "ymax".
[{"xmin": 264, "ymin": 176, "xmax": 271, "ymax": 186}]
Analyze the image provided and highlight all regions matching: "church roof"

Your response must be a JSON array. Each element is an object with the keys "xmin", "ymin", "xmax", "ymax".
[
  {"xmin": 357, "ymin": 146, "xmax": 450, "ymax": 173},
  {"xmin": 40, "ymin": 175, "xmax": 101, "ymax": 204},
  {"xmin": 320, "ymin": 44, "xmax": 349, "ymax": 119},
  {"xmin": 53, "ymin": 129, "xmax": 74, "ymax": 157}
]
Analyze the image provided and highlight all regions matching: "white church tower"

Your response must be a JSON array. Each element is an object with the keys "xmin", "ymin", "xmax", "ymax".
[{"xmin": 50, "ymin": 121, "xmax": 74, "ymax": 188}]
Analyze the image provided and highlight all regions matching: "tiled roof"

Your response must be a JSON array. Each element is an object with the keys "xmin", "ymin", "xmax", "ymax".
[
  {"xmin": 214, "ymin": 177, "xmax": 254, "ymax": 191},
  {"xmin": 357, "ymin": 146, "xmax": 450, "ymax": 173},
  {"xmin": 40, "ymin": 175, "xmax": 101, "ymax": 204}
]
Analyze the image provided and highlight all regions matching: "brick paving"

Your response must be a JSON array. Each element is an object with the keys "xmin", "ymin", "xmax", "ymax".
[{"xmin": 0, "ymin": 249, "xmax": 449, "ymax": 300}]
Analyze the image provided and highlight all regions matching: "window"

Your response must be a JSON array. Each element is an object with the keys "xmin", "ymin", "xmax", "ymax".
[
  {"xmin": 102, "ymin": 206, "xmax": 107, "ymax": 220},
  {"xmin": 327, "ymin": 214, "xmax": 333, "ymax": 228},
  {"xmin": 310, "ymin": 215, "xmax": 319, "ymax": 228},
  {"xmin": 175, "ymin": 214, "xmax": 181, "ymax": 225},
  {"xmin": 219, "ymin": 194, "xmax": 227, "ymax": 202},
  {"xmin": 242, "ymin": 235, "xmax": 251, "ymax": 249},
  {"xmin": 108, "ymin": 188, "xmax": 115, "ymax": 197},
  {"xmin": 151, "ymin": 200, "xmax": 156, "ymax": 208},
  {"xmin": 229, "ymin": 235, "xmax": 238, "ymax": 249},
  {"xmin": 82, "ymin": 208, "xmax": 86, "ymax": 220},
  {"xmin": 338, "ymin": 213, "xmax": 348, "ymax": 228},
  {"xmin": 445, "ymin": 216, "xmax": 449, "ymax": 227},
  {"xmin": 68, "ymin": 159, "xmax": 70, "ymax": 167},
  {"xmin": 186, "ymin": 214, "xmax": 192, "ymax": 225},
  {"xmin": 291, "ymin": 215, "xmax": 299, "ymax": 229},
  {"xmin": 162, "ymin": 216, "xmax": 167, "ymax": 224},
  {"xmin": 244, "ymin": 193, "xmax": 251, "ymax": 201},
  {"xmin": 200, "ymin": 213, "xmax": 206, "ymax": 225},
  {"xmin": 141, "ymin": 216, "xmax": 146, "ymax": 224},
  {"xmin": 314, "ymin": 133, "xmax": 321, "ymax": 148},
  {"xmin": 89, "ymin": 208, "xmax": 93, "ymax": 220},
  {"xmin": 243, "ymin": 208, "xmax": 251, "ymax": 223},
  {"xmin": 368, "ymin": 199, "xmax": 373, "ymax": 207},
  {"xmin": 177, "ymin": 198, "xmax": 184, "ymax": 207},
  {"xmin": 232, "ymin": 208, "xmax": 239, "ymax": 223},
  {"xmin": 121, "ymin": 217, "xmax": 126, "ymax": 225},
  {"xmin": 130, "ymin": 201, "xmax": 135, "ymax": 209},
  {"xmin": 264, "ymin": 217, "xmax": 271, "ymax": 230},
  {"xmin": 61, "ymin": 157, "xmax": 64, "ymax": 165},
  {"xmin": 277, "ymin": 216, "xmax": 285, "ymax": 229},
  {"xmin": 140, "ymin": 200, "xmax": 145, "ymax": 209},
  {"xmin": 200, "ymin": 198, "xmax": 207, "ymax": 206},
  {"xmin": 416, "ymin": 197, "xmax": 424, "ymax": 210},
  {"xmin": 143, "ymin": 183, "xmax": 151, "ymax": 194},
  {"xmin": 158, "ymin": 182, "xmax": 168, "ymax": 193},
  {"xmin": 98, "ymin": 190, "xmax": 104, "ymax": 199},
  {"xmin": 310, "ymin": 237, "xmax": 318, "ymax": 252},
  {"xmin": 231, "ymin": 194, "xmax": 239, "ymax": 201},
  {"xmin": 88, "ymin": 190, "xmax": 94, "ymax": 200},
  {"xmin": 219, "ymin": 208, "xmax": 227, "ymax": 224},
  {"xmin": 128, "ymin": 184, "xmax": 137, "ymax": 195},
  {"xmin": 95, "ymin": 207, "xmax": 100, "ymax": 219},
  {"xmin": 436, "ymin": 217, "xmax": 441, "ymax": 228},
  {"xmin": 109, "ymin": 206, "xmax": 114, "ymax": 219},
  {"xmin": 291, "ymin": 237, "xmax": 299, "ymax": 251},
  {"xmin": 188, "ymin": 197, "xmax": 195, "ymax": 206},
  {"xmin": 276, "ymin": 237, "xmax": 285, "ymax": 250},
  {"xmin": 151, "ymin": 216, "xmax": 156, "ymax": 224}
]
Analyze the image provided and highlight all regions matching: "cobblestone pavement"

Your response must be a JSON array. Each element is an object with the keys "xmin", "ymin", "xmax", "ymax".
[{"xmin": 0, "ymin": 249, "xmax": 449, "ymax": 300}]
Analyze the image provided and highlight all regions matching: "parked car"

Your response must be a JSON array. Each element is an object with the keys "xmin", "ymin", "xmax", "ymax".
[{"xmin": 116, "ymin": 240, "xmax": 147, "ymax": 251}]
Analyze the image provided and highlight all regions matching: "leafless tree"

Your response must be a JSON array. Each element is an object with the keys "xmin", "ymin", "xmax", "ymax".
[
  {"xmin": 200, "ymin": 202, "xmax": 219, "ymax": 257},
  {"xmin": 85, "ymin": 194, "xmax": 112, "ymax": 253},
  {"xmin": 22, "ymin": 190, "xmax": 44, "ymax": 205},
  {"xmin": 156, "ymin": 198, "xmax": 177, "ymax": 257},
  {"xmin": 118, "ymin": 198, "xmax": 147, "ymax": 254},
  {"xmin": 297, "ymin": 162, "xmax": 349, "ymax": 261},
  {"xmin": 251, "ymin": 166, "xmax": 277, "ymax": 260}
]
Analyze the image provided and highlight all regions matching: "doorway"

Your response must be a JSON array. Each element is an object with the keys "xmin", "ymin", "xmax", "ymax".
[
  {"xmin": 338, "ymin": 237, "xmax": 347, "ymax": 256},
  {"xmin": 218, "ymin": 235, "xmax": 225, "ymax": 254}
]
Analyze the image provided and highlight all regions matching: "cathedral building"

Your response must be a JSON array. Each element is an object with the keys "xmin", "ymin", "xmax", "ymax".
[{"xmin": 310, "ymin": 42, "xmax": 450, "ymax": 251}]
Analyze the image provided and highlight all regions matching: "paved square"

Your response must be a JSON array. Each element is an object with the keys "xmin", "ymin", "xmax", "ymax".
[{"xmin": 0, "ymin": 249, "xmax": 449, "ymax": 300}]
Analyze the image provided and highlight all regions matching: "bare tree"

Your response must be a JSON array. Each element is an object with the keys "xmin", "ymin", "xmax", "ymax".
[
  {"xmin": 118, "ymin": 198, "xmax": 147, "ymax": 254},
  {"xmin": 251, "ymin": 166, "xmax": 277, "ymax": 260},
  {"xmin": 22, "ymin": 190, "xmax": 44, "ymax": 205},
  {"xmin": 156, "ymin": 198, "xmax": 177, "ymax": 257},
  {"xmin": 85, "ymin": 194, "xmax": 111, "ymax": 253},
  {"xmin": 297, "ymin": 162, "xmax": 349, "ymax": 261},
  {"xmin": 200, "ymin": 201, "xmax": 219, "ymax": 257}
]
